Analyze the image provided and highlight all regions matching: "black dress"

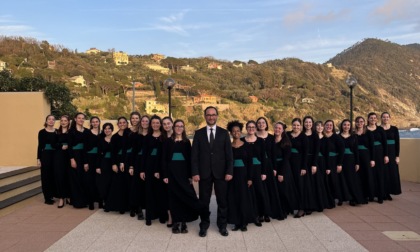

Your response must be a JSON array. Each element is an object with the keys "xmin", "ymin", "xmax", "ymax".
[
  {"xmin": 340, "ymin": 134, "xmax": 366, "ymax": 204},
  {"xmin": 304, "ymin": 133, "xmax": 323, "ymax": 211},
  {"xmin": 68, "ymin": 127, "xmax": 90, "ymax": 208},
  {"xmin": 141, "ymin": 134, "xmax": 167, "ymax": 222},
  {"xmin": 324, "ymin": 133, "xmax": 347, "ymax": 204},
  {"xmin": 272, "ymin": 139, "xmax": 299, "ymax": 216},
  {"xmin": 317, "ymin": 137, "xmax": 335, "ymax": 209},
  {"xmin": 356, "ymin": 131, "xmax": 375, "ymax": 200},
  {"xmin": 37, "ymin": 129, "xmax": 57, "ymax": 202},
  {"xmin": 287, "ymin": 132, "xmax": 312, "ymax": 210},
  {"xmin": 227, "ymin": 143, "xmax": 257, "ymax": 226},
  {"xmin": 382, "ymin": 126, "xmax": 402, "ymax": 195},
  {"xmin": 96, "ymin": 136, "xmax": 113, "ymax": 204},
  {"xmin": 162, "ymin": 139, "xmax": 202, "ymax": 223},
  {"xmin": 130, "ymin": 133, "xmax": 146, "ymax": 211},
  {"xmin": 240, "ymin": 137, "xmax": 271, "ymax": 218},
  {"xmin": 105, "ymin": 130, "xmax": 129, "ymax": 212},
  {"xmin": 53, "ymin": 131, "xmax": 70, "ymax": 199},
  {"xmin": 368, "ymin": 127, "xmax": 388, "ymax": 201},
  {"xmin": 85, "ymin": 130, "xmax": 101, "ymax": 205},
  {"xmin": 260, "ymin": 134, "xmax": 284, "ymax": 220}
]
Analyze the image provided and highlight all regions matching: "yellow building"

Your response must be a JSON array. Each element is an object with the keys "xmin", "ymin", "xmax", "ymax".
[
  {"xmin": 0, "ymin": 60, "xmax": 6, "ymax": 71},
  {"xmin": 113, "ymin": 51, "xmax": 129, "ymax": 65},
  {"xmin": 151, "ymin": 54, "xmax": 165, "ymax": 62},
  {"xmin": 193, "ymin": 94, "xmax": 218, "ymax": 104},
  {"xmin": 86, "ymin": 48, "xmax": 101, "ymax": 54},
  {"xmin": 145, "ymin": 100, "xmax": 167, "ymax": 114},
  {"xmin": 69, "ymin": 75, "xmax": 87, "ymax": 87},
  {"xmin": 145, "ymin": 64, "xmax": 170, "ymax": 75}
]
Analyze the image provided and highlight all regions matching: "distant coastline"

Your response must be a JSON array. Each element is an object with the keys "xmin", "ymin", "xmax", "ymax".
[{"xmin": 400, "ymin": 129, "xmax": 420, "ymax": 139}]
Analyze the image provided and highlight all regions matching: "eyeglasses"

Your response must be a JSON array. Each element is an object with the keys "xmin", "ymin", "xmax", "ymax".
[
  {"xmin": 205, "ymin": 114, "xmax": 217, "ymax": 117},
  {"xmin": 174, "ymin": 125, "xmax": 184, "ymax": 128},
  {"xmin": 247, "ymin": 126, "xmax": 256, "ymax": 129}
]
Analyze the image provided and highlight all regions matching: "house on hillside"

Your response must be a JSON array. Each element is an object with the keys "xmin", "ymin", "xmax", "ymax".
[
  {"xmin": 145, "ymin": 100, "xmax": 167, "ymax": 114},
  {"xmin": 302, "ymin": 98, "xmax": 314, "ymax": 104},
  {"xmin": 86, "ymin": 48, "xmax": 101, "ymax": 54},
  {"xmin": 145, "ymin": 64, "xmax": 170, "ymax": 75},
  {"xmin": 193, "ymin": 94, "xmax": 218, "ymax": 104},
  {"xmin": 208, "ymin": 62, "xmax": 223, "ymax": 70},
  {"xmin": 0, "ymin": 61, "xmax": 6, "ymax": 71},
  {"xmin": 151, "ymin": 54, "xmax": 165, "ymax": 62},
  {"xmin": 180, "ymin": 65, "xmax": 196, "ymax": 72},
  {"xmin": 249, "ymin": 95, "xmax": 258, "ymax": 103},
  {"xmin": 69, "ymin": 75, "xmax": 87, "ymax": 87},
  {"xmin": 48, "ymin": 60, "xmax": 56, "ymax": 69},
  {"xmin": 113, "ymin": 51, "xmax": 129, "ymax": 65}
]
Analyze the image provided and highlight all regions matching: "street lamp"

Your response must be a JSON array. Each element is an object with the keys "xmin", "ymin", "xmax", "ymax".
[
  {"xmin": 346, "ymin": 75, "xmax": 357, "ymax": 125},
  {"xmin": 132, "ymin": 80, "xmax": 135, "ymax": 113},
  {"xmin": 163, "ymin": 78, "xmax": 176, "ymax": 117}
]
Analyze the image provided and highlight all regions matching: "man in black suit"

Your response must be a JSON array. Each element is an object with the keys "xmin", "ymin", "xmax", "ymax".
[{"xmin": 191, "ymin": 106, "xmax": 233, "ymax": 237}]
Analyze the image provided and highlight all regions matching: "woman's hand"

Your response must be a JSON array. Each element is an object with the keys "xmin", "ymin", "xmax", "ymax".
[
  {"xmin": 300, "ymin": 169, "xmax": 307, "ymax": 176},
  {"xmin": 337, "ymin": 165, "xmax": 342, "ymax": 173},
  {"xmin": 355, "ymin": 164, "xmax": 360, "ymax": 172},
  {"xmin": 311, "ymin": 166, "xmax": 317, "ymax": 174},
  {"xmin": 71, "ymin": 159, "xmax": 77, "ymax": 169},
  {"xmin": 37, "ymin": 159, "xmax": 41, "ymax": 168},
  {"xmin": 96, "ymin": 168, "xmax": 101, "ymax": 174},
  {"xmin": 140, "ymin": 172, "xmax": 145, "ymax": 180},
  {"xmin": 384, "ymin": 156, "xmax": 389, "ymax": 164},
  {"xmin": 370, "ymin": 161, "xmax": 375, "ymax": 168},
  {"xmin": 154, "ymin": 173, "xmax": 160, "ymax": 179},
  {"xmin": 163, "ymin": 178, "xmax": 169, "ymax": 184},
  {"xmin": 261, "ymin": 174, "xmax": 267, "ymax": 181},
  {"xmin": 278, "ymin": 175, "xmax": 284, "ymax": 182},
  {"xmin": 396, "ymin": 157, "xmax": 400, "ymax": 164},
  {"xmin": 326, "ymin": 169, "xmax": 331, "ymax": 175},
  {"xmin": 84, "ymin": 164, "xmax": 89, "ymax": 172},
  {"xmin": 112, "ymin": 165, "xmax": 118, "ymax": 173},
  {"xmin": 247, "ymin": 180, "xmax": 253, "ymax": 187},
  {"xmin": 119, "ymin": 163, "xmax": 124, "ymax": 172},
  {"xmin": 129, "ymin": 167, "xmax": 134, "ymax": 176}
]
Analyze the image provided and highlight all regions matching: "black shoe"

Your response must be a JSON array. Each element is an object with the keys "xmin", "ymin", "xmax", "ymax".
[
  {"xmin": 167, "ymin": 223, "xmax": 173, "ymax": 228},
  {"xmin": 104, "ymin": 209, "xmax": 110, "ymax": 212},
  {"xmin": 264, "ymin": 216, "xmax": 271, "ymax": 222},
  {"xmin": 199, "ymin": 229, "xmax": 207, "ymax": 237},
  {"xmin": 349, "ymin": 201, "xmax": 356, "ymax": 206},
  {"xmin": 98, "ymin": 201, "xmax": 104, "ymax": 209},
  {"xmin": 172, "ymin": 223, "xmax": 180, "ymax": 234},
  {"xmin": 130, "ymin": 210, "xmax": 136, "ymax": 217},
  {"xmin": 137, "ymin": 211, "xmax": 144, "ymax": 220},
  {"xmin": 254, "ymin": 218, "xmax": 262, "ymax": 227},
  {"xmin": 159, "ymin": 217, "xmax": 166, "ymax": 224},
  {"xmin": 240, "ymin": 225, "xmax": 248, "ymax": 232},
  {"xmin": 232, "ymin": 225, "xmax": 240, "ymax": 231},
  {"xmin": 89, "ymin": 203, "xmax": 94, "ymax": 210},
  {"xmin": 146, "ymin": 220, "xmax": 152, "ymax": 226},
  {"xmin": 305, "ymin": 211, "xmax": 312, "ymax": 215},
  {"xmin": 294, "ymin": 210, "xmax": 305, "ymax": 218},
  {"xmin": 219, "ymin": 228, "xmax": 229, "ymax": 237},
  {"xmin": 119, "ymin": 210, "xmax": 125, "ymax": 215},
  {"xmin": 337, "ymin": 201, "xmax": 343, "ymax": 206},
  {"xmin": 369, "ymin": 197, "xmax": 374, "ymax": 202},
  {"xmin": 386, "ymin": 195, "xmax": 393, "ymax": 201},
  {"xmin": 378, "ymin": 199, "xmax": 383, "ymax": 204},
  {"xmin": 44, "ymin": 199, "xmax": 54, "ymax": 205},
  {"xmin": 258, "ymin": 216, "xmax": 264, "ymax": 222},
  {"xmin": 181, "ymin": 223, "xmax": 188, "ymax": 234}
]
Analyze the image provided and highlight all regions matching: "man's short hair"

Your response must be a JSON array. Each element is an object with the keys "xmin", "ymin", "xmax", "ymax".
[{"xmin": 204, "ymin": 106, "xmax": 218, "ymax": 115}]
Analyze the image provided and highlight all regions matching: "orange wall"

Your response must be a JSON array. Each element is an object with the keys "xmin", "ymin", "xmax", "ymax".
[
  {"xmin": 0, "ymin": 92, "xmax": 50, "ymax": 166},
  {"xmin": 399, "ymin": 138, "xmax": 420, "ymax": 183}
]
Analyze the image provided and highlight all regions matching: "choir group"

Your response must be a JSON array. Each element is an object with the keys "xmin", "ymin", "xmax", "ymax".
[{"xmin": 37, "ymin": 106, "xmax": 401, "ymax": 236}]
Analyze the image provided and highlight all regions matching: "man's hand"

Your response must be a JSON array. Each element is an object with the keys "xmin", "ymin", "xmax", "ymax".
[{"xmin": 225, "ymin": 174, "xmax": 233, "ymax": 181}]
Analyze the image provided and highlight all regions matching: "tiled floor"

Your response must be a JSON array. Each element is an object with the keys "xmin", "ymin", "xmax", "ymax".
[{"xmin": 0, "ymin": 181, "xmax": 419, "ymax": 251}]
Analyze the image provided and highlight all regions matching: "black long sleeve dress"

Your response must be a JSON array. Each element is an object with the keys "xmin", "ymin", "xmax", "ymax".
[
  {"xmin": 304, "ymin": 133, "xmax": 323, "ymax": 211},
  {"xmin": 272, "ymin": 139, "xmax": 299, "ymax": 216},
  {"xmin": 382, "ymin": 125, "xmax": 402, "ymax": 195},
  {"xmin": 356, "ymin": 130, "xmax": 375, "ymax": 200},
  {"xmin": 53, "ymin": 131, "xmax": 70, "ymax": 199},
  {"xmin": 368, "ymin": 126, "xmax": 388, "ymax": 202},
  {"xmin": 96, "ymin": 136, "xmax": 113, "ymax": 204},
  {"xmin": 130, "ymin": 133, "xmax": 146, "ymax": 212},
  {"xmin": 324, "ymin": 133, "xmax": 346, "ymax": 204},
  {"xmin": 162, "ymin": 139, "xmax": 203, "ymax": 224},
  {"xmin": 340, "ymin": 134, "xmax": 366, "ymax": 204},
  {"xmin": 240, "ymin": 137, "xmax": 271, "ymax": 218},
  {"xmin": 85, "ymin": 130, "xmax": 101, "ymax": 206},
  {"xmin": 37, "ymin": 129, "xmax": 57, "ymax": 202}
]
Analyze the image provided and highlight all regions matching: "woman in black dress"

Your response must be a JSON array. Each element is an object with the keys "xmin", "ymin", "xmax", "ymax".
[
  {"xmin": 85, "ymin": 116, "xmax": 101, "ymax": 210},
  {"xmin": 339, "ymin": 119, "xmax": 366, "ymax": 206},
  {"xmin": 68, "ymin": 112, "xmax": 90, "ymax": 208},
  {"xmin": 315, "ymin": 121, "xmax": 335, "ymax": 209},
  {"xmin": 162, "ymin": 116, "xmax": 174, "ymax": 227},
  {"xmin": 96, "ymin": 123, "xmax": 113, "ymax": 211},
  {"xmin": 37, "ymin": 115, "xmax": 57, "ymax": 205},
  {"xmin": 287, "ymin": 118, "xmax": 310, "ymax": 218},
  {"xmin": 226, "ymin": 120, "xmax": 257, "ymax": 231},
  {"xmin": 54, "ymin": 115, "xmax": 71, "ymax": 208},
  {"xmin": 141, "ymin": 115, "xmax": 167, "ymax": 226},
  {"xmin": 323, "ymin": 120, "xmax": 345, "ymax": 206},
  {"xmin": 241, "ymin": 120, "xmax": 271, "ymax": 225},
  {"xmin": 272, "ymin": 122, "xmax": 299, "ymax": 217},
  {"xmin": 367, "ymin": 112, "xmax": 389, "ymax": 204},
  {"xmin": 162, "ymin": 119, "xmax": 203, "ymax": 234},
  {"xmin": 354, "ymin": 116, "xmax": 375, "ymax": 202},
  {"xmin": 106, "ymin": 117, "xmax": 129, "ymax": 213},
  {"xmin": 127, "ymin": 112, "xmax": 141, "ymax": 218},
  {"xmin": 380, "ymin": 112, "xmax": 401, "ymax": 199},
  {"xmin": 303, "ymin": 116, "xmax": 322, "ymax": 213},
  {"xmin": 256, "ymin": 117, "xmax": 283, "ymax": 221}
]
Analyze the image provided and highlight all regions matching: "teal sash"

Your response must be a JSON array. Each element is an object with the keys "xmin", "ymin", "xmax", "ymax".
[
  {"xmin": 104, "ymin": 152, "xmax": 111, "ymax": 158},
  {"xmin": 137, "ymin": 149, "xmax": 143, "ymax": 155},
  {"xmin": 374, "ymin": 141, "xmax": 381, "ymax": 146},
  {"xmin": 318, "ymin": 152, "xmax": 323, "ymax": 157},
  {"xmin": 72, "ymin": 143, "xmax": 84, "ymax": 150},
  {"xmin": 172, "ymin": 152, "xmax": 185, "ymax": 161},
  {"xmin": 126, "ymin": 148, "xmax": 132, "ymax": 153},
  {"xmin": 358, "ymin": 145, "xmax": 368, "ymax": 150},
  {"xmin": 87, "ymin": 147, "xmax": 98, "ymax": 154},
  {"xmin": 387, "ymin": 140, "xmax": 395, "ymax": 145},
  {"xmin": 44, "ymin": 144, "xmax": 55, "ymax": 150},
  {"xmin": 329, "ymin": 152, "xmax": 338, "ymax": 157},
  {"xmin": 118, "ymin": 149, "xmax": 122, "ymax": 155},
  {"xmin": 252, "ymin": 157, "xmax": 261, "ymax": 165},
  {"xmin": 234, "ymin": 159, "xmax": 245, "ymax": 167},
  {"xmin": 276, "ymin": 158, "xmax": 283, "ymax": 161},
  {"xmin": 151, "ymin": 148, "xmax": 157, "ymax": 156},
  {"xmin": 291, "ymin": 148, "xmax": 298, "ymax": 153},
  {"xmin": 344, "ymin": 148, "xmax": 353, "ymax": 155}
]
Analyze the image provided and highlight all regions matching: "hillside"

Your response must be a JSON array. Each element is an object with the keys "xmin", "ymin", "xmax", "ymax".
[{"xmin": 0, "ymin": 36, "xmax": 419, "ymax": 131}]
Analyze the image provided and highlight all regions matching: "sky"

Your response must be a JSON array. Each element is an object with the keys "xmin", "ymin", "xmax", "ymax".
[{"xmin": 1, "ymin": 0, "xmax": 420, "ymax": 63}]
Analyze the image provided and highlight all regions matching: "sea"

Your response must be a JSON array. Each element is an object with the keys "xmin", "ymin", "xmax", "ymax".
[{"xmin": 400, "ymin": 128, "xmax": 420, "ymax": 139}]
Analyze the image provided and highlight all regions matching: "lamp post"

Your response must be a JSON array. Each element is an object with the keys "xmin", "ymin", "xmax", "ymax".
[
  {"xmin": 346, "ymin": 75, "xmax": 357, "ymax": 125},
  {"xmin": 163, "ymin": 78, "xmax": 176, "ymax": 117},
  {"xmin": 132, "ymin": 80, "xmax": 135, "ymax": 112}
]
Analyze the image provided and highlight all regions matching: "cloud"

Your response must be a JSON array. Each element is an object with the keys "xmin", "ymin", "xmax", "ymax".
[
  {"xmin": 372, "ymin": 0, "xmax": 420, "ymax": 23},
  {"xmin": 160, "ymin": 10, "xmax": 188, "ymax": 23},
  {"xmin": 0, "ymin": 25, "xmax": 33, "ymax": 34},
  {"xmin": 282, "ymin": 4, "xmax": 349, "ymax": 28}
]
